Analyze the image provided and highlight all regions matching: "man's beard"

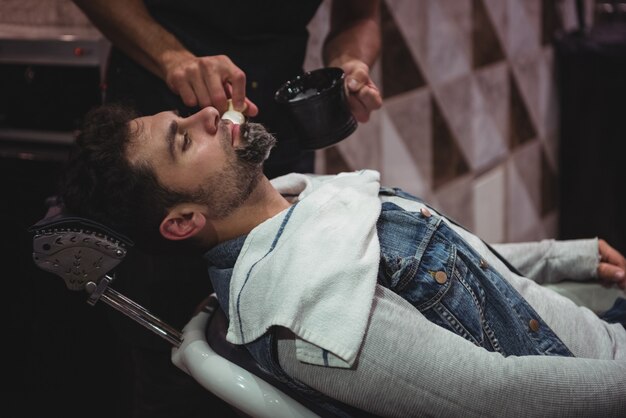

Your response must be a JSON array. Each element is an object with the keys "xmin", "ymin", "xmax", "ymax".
[
  {"xmin": 235, "ymin": 122, "xmax": 277, "ymax": 164},
  {"xmin": 191, "ymin": 122, "xmax": 276, "ymax": 219}
]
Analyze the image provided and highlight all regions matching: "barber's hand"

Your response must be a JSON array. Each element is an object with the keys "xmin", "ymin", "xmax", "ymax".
[
  {"xmin": 597, "ymin": 239, "xmax": 626, "ymax": 289},
  {"xmin": 163, "ymin": 53, "xmax": 259, "ymax": 116},
  {"xmin": 340, "ymin": 59, "xmax": 382, "ymax": 123}
]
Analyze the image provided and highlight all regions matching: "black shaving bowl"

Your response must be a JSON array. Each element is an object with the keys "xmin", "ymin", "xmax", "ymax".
[{"xmin": 274, "ymin": 67, "xmax": 357, "ymax": 150}]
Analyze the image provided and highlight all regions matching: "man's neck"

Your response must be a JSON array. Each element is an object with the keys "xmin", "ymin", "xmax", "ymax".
[{"xmin": 203, "ymin": 176, "xmax": 292, "ymax": 248}]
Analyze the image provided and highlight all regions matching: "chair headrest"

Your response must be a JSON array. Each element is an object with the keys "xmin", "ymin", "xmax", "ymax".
[{"xmin": 29, "ymin": 199, "xmax": 134, "ymax": 291}]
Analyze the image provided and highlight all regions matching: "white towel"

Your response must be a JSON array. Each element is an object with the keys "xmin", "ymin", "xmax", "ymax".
[{"xmin": 226, "ymin": 170, "xmax": 382, "ymax": 367}]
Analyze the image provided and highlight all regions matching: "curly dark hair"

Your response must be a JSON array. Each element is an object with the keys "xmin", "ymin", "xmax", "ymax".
[{"xmin": 60, "ymin": 104, "xmax": 197, "ymax": 252}]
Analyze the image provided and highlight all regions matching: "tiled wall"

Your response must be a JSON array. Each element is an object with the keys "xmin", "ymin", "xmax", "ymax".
[
  {"xmin": 3, "ymin": 0, "xmax": 586, "ymax": 244},
  {"xmin": 308, "ymin": 0, "xmax": 580, "ymax": 244}
]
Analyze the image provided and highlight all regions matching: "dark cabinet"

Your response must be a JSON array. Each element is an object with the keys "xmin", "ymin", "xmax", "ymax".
[{"xmin": 556, "ymin": 25, "xmax": 626, "ymax": 254}]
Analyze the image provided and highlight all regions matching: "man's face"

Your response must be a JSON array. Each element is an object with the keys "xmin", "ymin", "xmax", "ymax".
[{"xmin": 127, "ymin": 106, "xmax": 275, "ymax": 218}]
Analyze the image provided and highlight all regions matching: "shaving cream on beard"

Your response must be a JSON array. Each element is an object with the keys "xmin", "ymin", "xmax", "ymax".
[{"xmin": 236, "ymin": 122, "xmax": 276, "ymax": 164}]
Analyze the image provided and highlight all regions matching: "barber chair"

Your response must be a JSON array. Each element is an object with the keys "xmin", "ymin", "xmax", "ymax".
[
  {"xmin": 29, "ymin": 203, "xmax": 321, "ymax": 418},
  {"xmin": 29, "ymin": 200, "xmax": 624, "ymax": 417}
]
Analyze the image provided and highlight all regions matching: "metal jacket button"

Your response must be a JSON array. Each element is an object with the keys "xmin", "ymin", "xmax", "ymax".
[
  {"xmin": 435, "ymin": 271, "xmax": 448, "ymax": 284},
  {"xmin": 420, "ymin": 207, "xmax": 432, "ymax": 218},
  {"xmin": 529, "ymin": 319, "xmax": 540, "ymax": 332}
]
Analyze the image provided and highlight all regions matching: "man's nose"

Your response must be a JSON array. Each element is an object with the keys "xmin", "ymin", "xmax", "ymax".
[{"xmin": 187, "ymin": 106, "xmax": 220, "ymax": 135}]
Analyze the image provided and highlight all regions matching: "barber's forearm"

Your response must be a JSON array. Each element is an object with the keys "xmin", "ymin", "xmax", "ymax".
[
  {"xmin": 323, "ymin": 0, "xmax": 381, "ymax": 68},
  {"xmin": 73, "ymin": 0, "xmax": 192, "ymax": 80}
]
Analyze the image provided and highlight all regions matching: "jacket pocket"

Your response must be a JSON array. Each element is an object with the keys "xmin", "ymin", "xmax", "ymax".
[{"xmin": 380, "ymin": 232, "xmax": 488, "ymax": 347}]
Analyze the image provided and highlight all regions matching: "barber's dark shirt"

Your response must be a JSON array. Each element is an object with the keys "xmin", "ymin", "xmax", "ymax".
[{"xmin": 106, "ymin": 0, "xmax": 322, "ymax": 168}]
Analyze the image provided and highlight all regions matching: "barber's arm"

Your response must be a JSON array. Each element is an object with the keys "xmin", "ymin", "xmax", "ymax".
[
  {"xmin": 72, "ymin": 0, "xmax": 257, "ymax": 114},
  {"xmin": 323, "ymin": 0, "xmax": 383, "ymax": 123}
]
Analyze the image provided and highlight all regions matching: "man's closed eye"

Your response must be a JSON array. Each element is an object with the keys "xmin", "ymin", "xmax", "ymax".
[{"xmin": 182, "ymin": 132, "xmax": 192, "ymax": 151}]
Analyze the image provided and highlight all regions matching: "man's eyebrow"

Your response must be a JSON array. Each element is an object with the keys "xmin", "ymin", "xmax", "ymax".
[{"xmin": 166, "ymin": 119, "xmax": 177, "ymax": 161}]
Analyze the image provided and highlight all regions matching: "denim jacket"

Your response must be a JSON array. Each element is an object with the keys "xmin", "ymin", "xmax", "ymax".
[
  {"xmin": 205, "ymin": 177, "xmax": 573, "ymax": 416},
  {"xmin": 375, "ymin": 187, "xmax": 573, "ymax": 357}
]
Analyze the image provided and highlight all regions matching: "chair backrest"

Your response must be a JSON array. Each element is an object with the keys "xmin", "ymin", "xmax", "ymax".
[
  {"xmin": 28, "ymin": 203, "xmax": 322, "ymax": 416},
  {"xmin": 29, "ymin": 203, "xmax": 372, "ymax": 417},
  {"xmin": 173, "ymin": 295, "xmax": 322, "ymax": 418},
  {"xmin": 186, "ymin": 296, "xmax": 380, "ymax": 418}
]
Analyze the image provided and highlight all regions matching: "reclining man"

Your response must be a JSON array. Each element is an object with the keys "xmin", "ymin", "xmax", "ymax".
[{"xmin": 61, "ymin": 104, "xmax": 626, "ymax": 417}]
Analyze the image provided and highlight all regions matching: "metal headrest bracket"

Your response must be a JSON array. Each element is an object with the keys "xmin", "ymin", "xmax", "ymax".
[
  {"xmin": 31, "ymin": 215, "xmax": 182, "ymax": 347},
  {"xmin": 32, "ymin": 223, "xmax": 129, "ymax": 291}
]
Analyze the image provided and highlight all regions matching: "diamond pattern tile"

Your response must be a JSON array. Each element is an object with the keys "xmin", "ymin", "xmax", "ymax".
[
  {"xmin": 472, "ymin": 0, "xmax": 505, "ymax": 68},
  {"xmin": 381, "ymin": 0, "xmax": 426, "ymax": 98},
  {"xmin": 426, "ymin": 1, "xmax": 472, "ymax": 85},
  {"xmin": 432, "ymin": 96, "xmax": 470, "ymax": 189},
  {"xmin": 511, "ymin": 141, "xmax": 542, "ymax": 216},
  {"xmin": 509, "ymin": 71, "xmax": 537, "ymax": 149},
  {"xmin": 384, "ymin": 89, "xmax": 432, "ymax": 183},
  {"xmin": 310, "ymin": 0, "xmax": 560, "ymax": 243},
  {"xmin": 380, "ymin": 109, "xmax": 429, "ymax": 197},
  {"xmin": 507, "ymin": 0, "xmax": 542, "ymax": 57},
  {"xmin": 473, "ymin": 165, "xmax": 506, "ymax": 243},
  {"xmin": 475, "ymin": 62, "xmax": 510, "ymax": 142}
]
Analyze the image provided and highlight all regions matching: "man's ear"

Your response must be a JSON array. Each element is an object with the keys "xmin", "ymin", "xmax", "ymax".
[{"xmin": 159, "ymin": 206, "xmax": 207, "ymax": 241}]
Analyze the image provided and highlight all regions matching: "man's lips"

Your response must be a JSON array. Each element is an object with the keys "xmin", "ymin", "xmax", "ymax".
[
  {"xmin": 221, "ymin": 119, "xmax": 240, "ymax": 146},
  {"xmin": 231, "ymin": 123, "xmax": 240, "ymax": 146}
]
